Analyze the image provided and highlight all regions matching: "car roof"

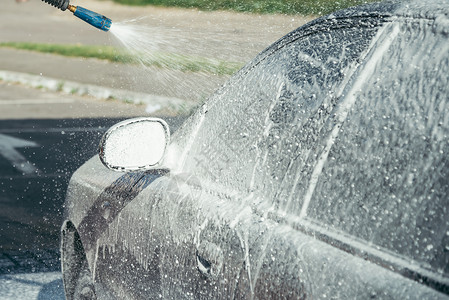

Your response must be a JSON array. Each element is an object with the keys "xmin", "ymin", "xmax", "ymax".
[
  {"xmin": 319, "ymin": 0, "xmax": 448, "ymax": 23},
  {"xmin": 243, "ymin": 0, "xmax": 449, "ymax": 75}
]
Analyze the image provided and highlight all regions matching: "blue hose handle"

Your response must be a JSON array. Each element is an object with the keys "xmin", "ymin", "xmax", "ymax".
[{"xmin": 73, "ymin": 6, "xmax": 112, "ymax": 32}]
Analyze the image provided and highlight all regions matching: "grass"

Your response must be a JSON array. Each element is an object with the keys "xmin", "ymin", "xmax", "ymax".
[
  {"xmin": 0, "ymin": 42, "xmax": 131, "ymax": 63},
  {"xmin": 110, "ymin": 0, "xmax": 378, "ymax": 15},
  {"xmin": 56, "ymin": 81, "xmax": 65, "ymax": 92},
  {"xmin": 141, "ymin": 52, "xmax": 243, "ymax": 75},
  {"xmin": 0, "ymin": 42, "xmax": 242, "ymax": 75}
]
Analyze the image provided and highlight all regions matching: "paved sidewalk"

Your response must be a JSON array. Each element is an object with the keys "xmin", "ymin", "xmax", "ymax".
[{"xmin": 1, "ymin": 0, "xmax": 311, "ymax": 105}]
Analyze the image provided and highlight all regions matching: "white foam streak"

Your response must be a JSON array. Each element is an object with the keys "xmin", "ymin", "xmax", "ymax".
[{"xmin": 299, "ymin": 23, "xmax": 401, "ymax": 220}]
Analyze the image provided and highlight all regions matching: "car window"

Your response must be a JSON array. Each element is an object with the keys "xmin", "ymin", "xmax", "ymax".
[
  {"xmin": 306, "ymin": 19, "xmax": 449, "ymax": 275},
  {"xmin": 183, "ymin": 20, "xmax": 379, "ymax": 204}
]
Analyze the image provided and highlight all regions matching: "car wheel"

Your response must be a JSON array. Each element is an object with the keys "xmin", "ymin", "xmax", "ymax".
[{"xmin": 61, "ymin": 221, "xmax": 97, "ymax": 300}]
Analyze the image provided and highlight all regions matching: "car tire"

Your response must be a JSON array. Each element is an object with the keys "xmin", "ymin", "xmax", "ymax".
[{"xmin": 61, "ymin": 221, "xmax": 97, "ymax": 300}]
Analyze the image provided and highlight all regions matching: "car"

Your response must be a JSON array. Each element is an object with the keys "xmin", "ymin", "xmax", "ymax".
[{"xmin": 60, "ymin": 0, "xmax": 449, "ymax": 299}]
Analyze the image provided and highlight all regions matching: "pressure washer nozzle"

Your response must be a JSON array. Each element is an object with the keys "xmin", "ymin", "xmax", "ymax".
[{"xmin": 68, "ymin": 5, "xmax": 112, "ymax": 32}]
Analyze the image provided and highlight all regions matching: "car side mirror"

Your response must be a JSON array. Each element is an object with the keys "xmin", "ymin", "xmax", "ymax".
[{"xmin": 99, "ymin": 117, "xmax": 170, "ymax": 171}]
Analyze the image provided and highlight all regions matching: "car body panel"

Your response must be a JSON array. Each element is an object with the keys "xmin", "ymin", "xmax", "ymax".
[
  {"xmin": 65, "ymin": 162, "xmax": 448, "ymax": 298},
  {"xmin": 63, "ymin": 0, "xmax": 449, "ymax": 298}
]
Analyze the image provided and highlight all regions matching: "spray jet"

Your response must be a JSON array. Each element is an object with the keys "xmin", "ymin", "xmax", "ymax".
[{"xmin": 41, "ymin": 0, "xmax": 112, "ymax": 32}]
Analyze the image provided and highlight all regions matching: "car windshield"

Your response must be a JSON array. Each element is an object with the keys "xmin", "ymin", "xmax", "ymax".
[{"xmin": 182, "ymin": 16, "xmax": 448, "ymax": 278}]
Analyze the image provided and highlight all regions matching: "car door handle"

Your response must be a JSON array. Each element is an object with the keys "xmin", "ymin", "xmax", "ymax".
[{"xmin": 196, "ymin": 241, "xmax": 223, "ymax": 278}]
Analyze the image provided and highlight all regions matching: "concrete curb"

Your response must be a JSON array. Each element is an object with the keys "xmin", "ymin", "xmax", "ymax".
[{"xmin": 0, "ymin": 70, "xmax": 196, "ymax": 114}]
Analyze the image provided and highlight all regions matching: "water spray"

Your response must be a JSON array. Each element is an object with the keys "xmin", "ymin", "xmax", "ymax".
[{"xmin": 41, "ymin": 0, "xmax": 112, "ymax": 32}]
